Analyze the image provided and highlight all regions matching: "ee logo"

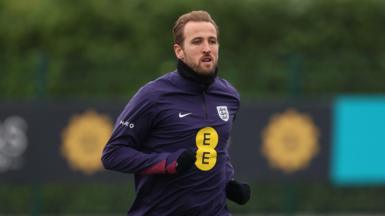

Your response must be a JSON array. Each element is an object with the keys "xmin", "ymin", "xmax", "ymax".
[{"xmin": 195, "ymin": 127, "xmax": 218, "ymax": 171}]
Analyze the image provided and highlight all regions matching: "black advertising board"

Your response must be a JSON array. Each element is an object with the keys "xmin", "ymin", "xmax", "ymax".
[
  {"xmin": 0, "ymin": 101, "xmax": 131, "ymax": 183},
  {"xmin": 230, "ymin": 101, "xmax": 332, "ymax": 182},
  {"xmin": 0, "ymin": 100, "xmax": 331, "ymax": 183}
]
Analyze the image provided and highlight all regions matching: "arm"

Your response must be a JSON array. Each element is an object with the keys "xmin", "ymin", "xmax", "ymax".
[
  {"xmin": 101, "ymin": 87, "xmax": 194, "ymax": 175},
  {"xmin": 225, "ymin": 148, "xmax": 235, "ymax": 181},
  {"xmin": 224, "ymin": 142, "xmax": 250, "ymax": 205},
  {"xmin": 225, "ymin": 110, "xmax": 251, "ymax": 205}
]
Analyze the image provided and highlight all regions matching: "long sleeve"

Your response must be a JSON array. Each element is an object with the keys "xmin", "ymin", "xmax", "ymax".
[
  {"xmin": 225, "ymin": 111, "xmax": 239, "ymax": 181},
  {"xmin": 101, "ymin": 85, "xmax": 183, "ymax": 174},
  {"xmin": 225, "ymin": 140, "xmax": 235, "ymax": 181}
]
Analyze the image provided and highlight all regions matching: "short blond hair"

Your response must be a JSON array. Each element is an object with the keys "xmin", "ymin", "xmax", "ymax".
[{"xmin": 172, "ymin": 10, "xmax": 219, "ymax": 46}]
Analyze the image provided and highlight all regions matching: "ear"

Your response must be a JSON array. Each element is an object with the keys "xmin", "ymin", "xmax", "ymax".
[{"xmin": 173, "ymin": 44, "xmax": 184, "ymax": 60}]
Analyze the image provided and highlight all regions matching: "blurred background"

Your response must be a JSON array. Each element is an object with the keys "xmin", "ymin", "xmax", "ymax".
[{"xmin": 1, "ymin": 0, "xmax": 385, "ymax": 215}]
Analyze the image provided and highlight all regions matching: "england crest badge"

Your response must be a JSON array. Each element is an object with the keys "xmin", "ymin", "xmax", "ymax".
[{"xmin": 216, "ymin": 106, "xmax": 229, "ymax": 122}]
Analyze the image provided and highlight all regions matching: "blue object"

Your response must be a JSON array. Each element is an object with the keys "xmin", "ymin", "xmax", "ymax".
[{"xmin": 332, "ymin": 96, "xmax": 385, "ymax": 185}]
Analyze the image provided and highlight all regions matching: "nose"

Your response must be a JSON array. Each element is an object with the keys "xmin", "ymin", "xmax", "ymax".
[{"xmin": 202, "ymin": 41, "xmax": 211, "ymax": 53}]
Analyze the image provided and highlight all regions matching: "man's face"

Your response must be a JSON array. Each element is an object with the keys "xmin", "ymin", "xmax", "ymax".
[{"xmin": 174, "ymin": 21, "xmax": 219, "ymax": 76}]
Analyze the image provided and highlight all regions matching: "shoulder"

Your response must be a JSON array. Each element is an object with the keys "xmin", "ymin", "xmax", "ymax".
[
  {"xmin": 119, "ymin": 73, "xmax": 175, "ymax": 121},
  {"xmin": 128, "ymin": 72, "xmax": 176, "ymax": 104},
  {"xmin": 212, "ymin": 77, "xmax": 240, "ymax": 101}
]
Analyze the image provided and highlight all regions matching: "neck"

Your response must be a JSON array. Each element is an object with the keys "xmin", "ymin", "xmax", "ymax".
[{"xmin": 176, "ymin": 60, "xmax": 217, "ymax": 87}]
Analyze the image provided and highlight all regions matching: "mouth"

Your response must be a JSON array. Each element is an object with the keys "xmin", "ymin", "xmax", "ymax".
[{"xmin": 201, "ymin": 56, "xmax": 213, "ymax": 63}]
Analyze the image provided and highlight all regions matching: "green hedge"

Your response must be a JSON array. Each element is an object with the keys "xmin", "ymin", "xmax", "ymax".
[
  {"xmin": 1, "ymin": 183, "xmax": 385, "ymax": 214},
  {"xmin": 1, "ymin": 0, "xmax": 385, "ymax": 99}
]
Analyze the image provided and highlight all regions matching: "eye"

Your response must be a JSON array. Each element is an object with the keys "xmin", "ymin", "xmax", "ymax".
[
  {"xmin": 209, "ymin": 38, "xmax": 218, "ymax": 44},
  {"xmin": 191, "ymin": 38, "xmax": 202, "ymax": 45}
]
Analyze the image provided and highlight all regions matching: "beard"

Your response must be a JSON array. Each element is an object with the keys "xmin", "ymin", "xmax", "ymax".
[{"xmin": 186, "ymin": 58, "xmax": 218, "ymax": 77}]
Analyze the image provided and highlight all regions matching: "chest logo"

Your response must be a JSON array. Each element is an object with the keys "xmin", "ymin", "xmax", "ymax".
[
  {"xmin": 216, "ymin": 106, "xmax": 229, "ymax": 122},
  {"xmin": 195, "ymin": 127, "xmax": 219, "ymax": 171},
  {"xmin": 179, "ymin": 112, "xmax": 192, "ymax": 118}
]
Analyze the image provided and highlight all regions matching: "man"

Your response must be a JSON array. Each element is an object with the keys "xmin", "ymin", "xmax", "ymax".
[{"xmin": 102, "ymin": 10, "xmax": 250, "ymax": 215}]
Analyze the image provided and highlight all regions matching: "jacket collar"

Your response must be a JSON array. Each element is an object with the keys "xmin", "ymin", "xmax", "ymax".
[{"xmin": 176, "ymin": 60, "xmax": 217, "ymax": 92}]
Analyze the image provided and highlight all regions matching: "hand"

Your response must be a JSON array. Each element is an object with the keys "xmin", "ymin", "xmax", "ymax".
[
  {"xmin": 176, "ymin": 149, "xmax": 195, "ymax": 174},
  {"xmin": 226, "ymin": 180, "xmax": 250, "ymax": 205}
]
